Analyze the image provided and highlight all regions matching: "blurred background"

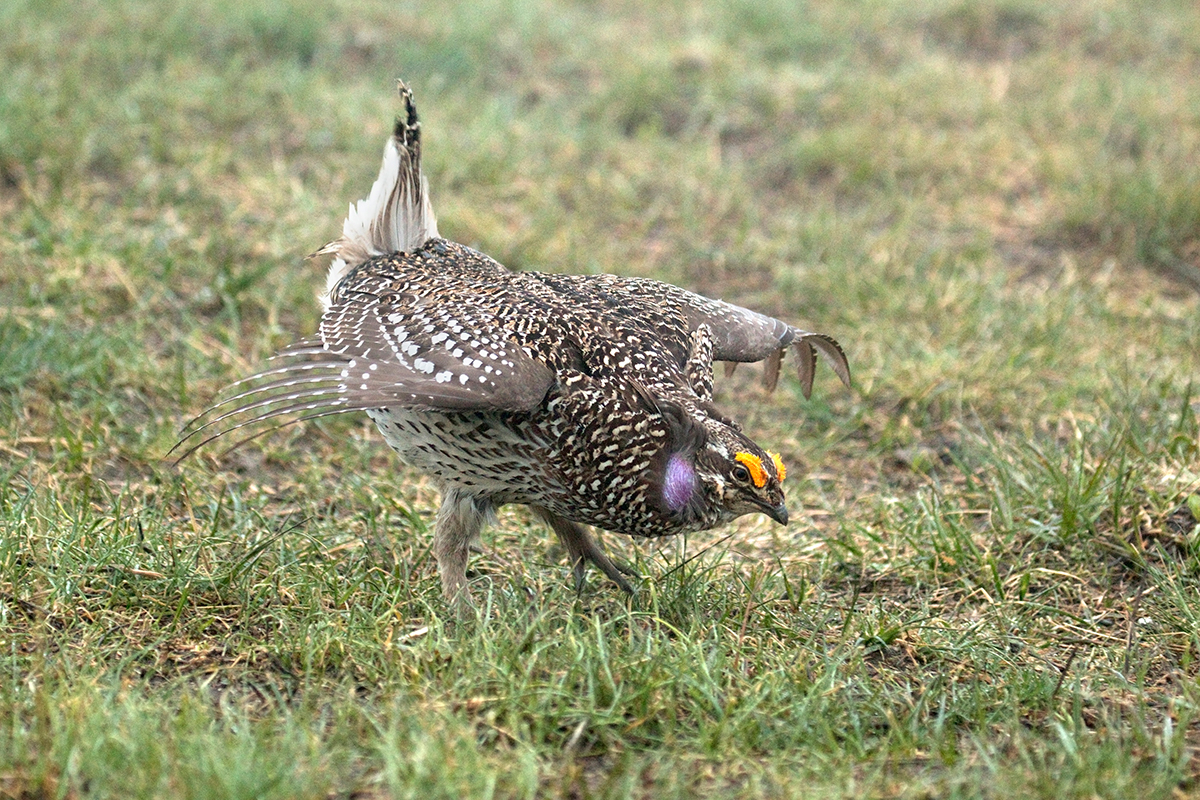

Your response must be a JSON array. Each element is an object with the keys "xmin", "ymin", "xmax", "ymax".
[{"xmin": 2, "ymin": 0, "xmax": 1200, "ymax": 796}]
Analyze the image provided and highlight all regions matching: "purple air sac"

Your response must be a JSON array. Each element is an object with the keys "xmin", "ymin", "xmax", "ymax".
[{"xmin": 663, "ymin": 453, "xmax": 699, "ymax": 513}]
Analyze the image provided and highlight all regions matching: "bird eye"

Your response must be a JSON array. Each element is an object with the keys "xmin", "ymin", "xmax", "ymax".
[{"xmin": 732, "ymin": 464, "xmax": 751, "ymax": 483}]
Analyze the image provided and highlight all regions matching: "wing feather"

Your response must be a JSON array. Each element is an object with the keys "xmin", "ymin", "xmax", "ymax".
[
  {"xmin": 175, "ymin": 278, "xmax": 556, "ymax": 460},
  {"xmin": 568, "ymin": 275, "xmax": 851, "ymax": 395}
]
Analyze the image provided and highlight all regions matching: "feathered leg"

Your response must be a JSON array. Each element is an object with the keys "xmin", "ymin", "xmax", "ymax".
[{"xmin": 433, "ymin": 488, "xmax": 492, "ymax": 611}]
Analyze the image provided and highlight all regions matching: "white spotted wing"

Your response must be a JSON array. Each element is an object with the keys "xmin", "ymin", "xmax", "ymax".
[{"xmin": 174, "ymin": 282, "xmax": 554, "ymax": 459}]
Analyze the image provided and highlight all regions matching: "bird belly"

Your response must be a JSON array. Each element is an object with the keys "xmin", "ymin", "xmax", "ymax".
[{"xmin": 367, "ymin": 407, "xmax": 544, "ymax": 501}]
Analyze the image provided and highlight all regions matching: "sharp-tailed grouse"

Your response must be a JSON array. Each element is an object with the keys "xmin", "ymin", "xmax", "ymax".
[{"xmin": 178, "ymin": 83, "xmax": 851, "ymax": 606}]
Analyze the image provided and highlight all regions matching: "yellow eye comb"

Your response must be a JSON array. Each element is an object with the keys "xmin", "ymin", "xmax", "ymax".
[
  {"xmin": 767, "ymin": 451, "xmax": 786, "ymax": 482},
  {"xmin": 734, "ymin": 452, "xmax": 770, "ymax": 488}
]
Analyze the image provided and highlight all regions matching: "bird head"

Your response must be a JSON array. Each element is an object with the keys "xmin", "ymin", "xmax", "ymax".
[
  {"xmin": 695, "ymin": 428, "xmax": 789, "ymax": 526},
  {"xmin": 655, "ymin": 404, "xmax": 789, "ymax": 528}
]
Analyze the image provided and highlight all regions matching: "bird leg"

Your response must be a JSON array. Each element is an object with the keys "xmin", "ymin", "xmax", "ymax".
[
  {"xmin": 533, "ymin": 508, "xmax": 639, "ymax": 595},
  {"xmin": 433, "ymin": 488, "xmax": 492, "ymax": 612}
]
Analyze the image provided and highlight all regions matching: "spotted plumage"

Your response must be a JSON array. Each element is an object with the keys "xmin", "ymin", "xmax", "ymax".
[{"xmin": 177, "ymin": 82, "xmax": 851, "ymax": 606}]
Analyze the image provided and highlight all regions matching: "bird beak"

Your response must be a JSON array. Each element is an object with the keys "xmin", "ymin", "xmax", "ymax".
[{"xmin": 763, "ymin": 502, "xmax": 789, "ymax": 526}]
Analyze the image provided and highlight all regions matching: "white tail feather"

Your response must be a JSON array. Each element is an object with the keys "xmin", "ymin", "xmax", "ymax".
[{"xmin": 318, "ymin": 83, "xmax": 439, "ymax": 309}]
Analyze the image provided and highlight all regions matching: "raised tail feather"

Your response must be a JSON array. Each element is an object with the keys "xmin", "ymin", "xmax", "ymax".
[{"xmin": 316, "ymin": 81, "xmax": 439, "ymax": 310}]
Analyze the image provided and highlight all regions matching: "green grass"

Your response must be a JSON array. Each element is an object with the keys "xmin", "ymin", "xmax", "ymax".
[{"xmin": 3, "ymin": 0, "xmax": 1200, "ymax": 796}]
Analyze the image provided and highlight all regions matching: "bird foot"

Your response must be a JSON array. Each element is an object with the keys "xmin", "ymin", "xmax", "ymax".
[
  {"xmin": 535, "ymin": 507, "xmax": 639, "ymax": 595},
  {"xmin": 571, "ymin": 548, "xmax": 639, "ymax": 596}
]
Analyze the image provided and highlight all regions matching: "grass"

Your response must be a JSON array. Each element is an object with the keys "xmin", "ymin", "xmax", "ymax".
[{"xmin": 2, "ymin": 0, "xmax": 1200, "ymax": 796}]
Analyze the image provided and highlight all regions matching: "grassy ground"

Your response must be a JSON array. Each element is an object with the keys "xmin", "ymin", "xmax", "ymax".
[{"xmin": 3, "ymin": 0, "xmax": 1200, "ymax": 796}]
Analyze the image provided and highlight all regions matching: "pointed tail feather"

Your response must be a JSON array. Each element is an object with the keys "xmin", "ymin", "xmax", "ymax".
[{"xmin": 317, "ymin": 82, "xmax": 439, "ymax": 308}]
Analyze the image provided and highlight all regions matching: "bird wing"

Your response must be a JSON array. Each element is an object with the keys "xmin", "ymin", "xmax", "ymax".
[
  {"xmin": 173, "ymin": 282, "xmax": 555, "ymax": 460},
  {"xmin": 587, "ymin": 276, "xmax": 852, "ymax": 399},
  {"xmin": 324, "ymin": 285, "xmax": 555, "ymax": 410},
  {"xmin": 692, "ymin": 299, "xmax": 851, "ymax": 398}
]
